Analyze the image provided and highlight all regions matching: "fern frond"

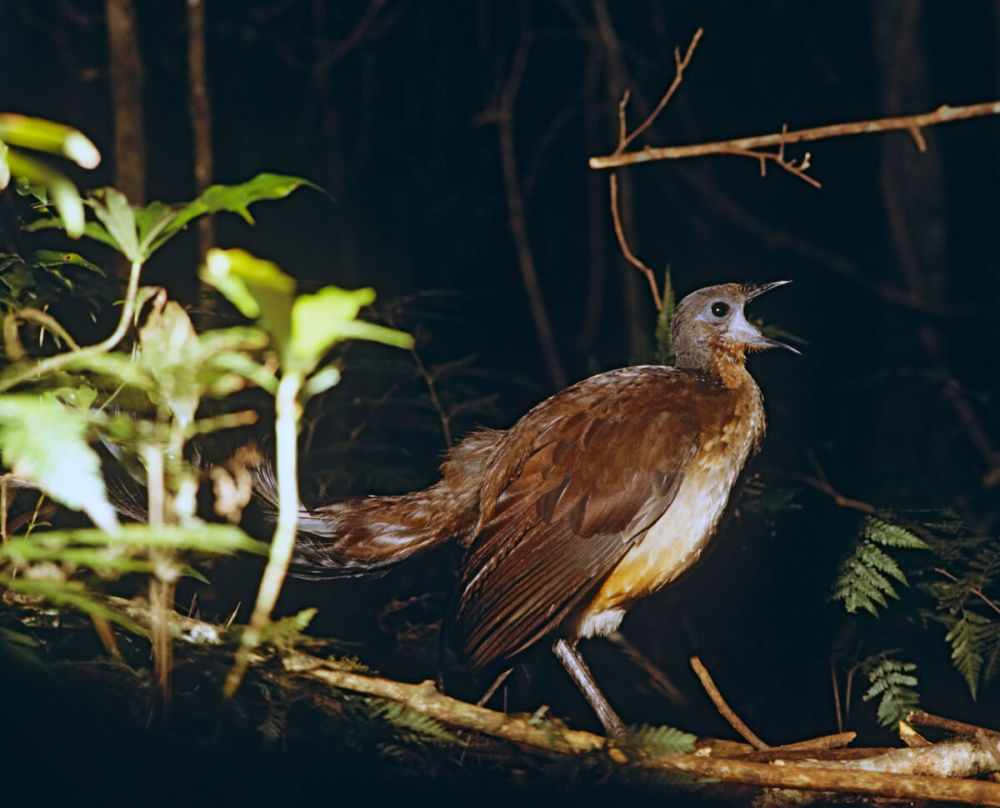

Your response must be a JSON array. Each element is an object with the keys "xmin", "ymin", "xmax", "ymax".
[
  {"xmin": 943, "ymin": 609, "xmax": 993, "ymax": 699},
  {"xmin": 370, "ymin": 699, "xmax": 459, "ymax": 746},
  {"xmin": 624, "ymin": 723, "xmax": 697, "ymax": 759},
  {"xmin": 971, "ymin": 544, "xmax": 1000, "ymax": 580},
  {"xmin": 832, "ymin": 517, "xmax": 928, "ymax": 616},
  {"xmin": 857, "ymin": 542, "xmax": 907, "ymax": 585},
  {"xmin": 865, "ymin": 517, "xmax": 928, "ymax": 550},
  {"xmin": 861, "ymin": 654, "xmax": 919, "ymax": 728}
]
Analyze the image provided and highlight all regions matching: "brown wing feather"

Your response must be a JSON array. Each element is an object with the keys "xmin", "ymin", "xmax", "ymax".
[{"xmin": 455, "ymin": 367, "xmax": 704, "ymax": 667}]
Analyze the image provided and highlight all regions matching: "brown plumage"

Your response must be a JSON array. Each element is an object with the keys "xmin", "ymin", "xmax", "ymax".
[{"xmin": 282, "ymin": 281, "xmax": 797, "ymax": 735}]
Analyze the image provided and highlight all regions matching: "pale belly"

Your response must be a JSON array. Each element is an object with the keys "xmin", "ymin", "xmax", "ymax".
[{"xmin": 575, "ymin": 423, "xmax": 759, "ymax": 639}]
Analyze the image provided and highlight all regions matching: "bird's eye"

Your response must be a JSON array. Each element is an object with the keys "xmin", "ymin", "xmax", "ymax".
[{"xmin": 711, "ymin": 301, "xmax": 730, "ymax": 317}]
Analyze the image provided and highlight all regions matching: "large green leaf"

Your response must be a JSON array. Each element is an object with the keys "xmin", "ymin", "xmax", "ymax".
[
  {"xmin": 146, "ymin": 173, "xmax": 318, "ymax": 255},
  {"xmin": 0, "ymin": 394, "xmax": 117, "ymax": 531},
  {"xmin": 290, "ymin": 286, "xmax": 412, "ymax": 371},
  {"xmin": 24, "ymin": 173, "xmax": 314, "ymax": 260},
  {"xmin": 202, "ymin": 248, "xmax": 295, "ymax": 352}
]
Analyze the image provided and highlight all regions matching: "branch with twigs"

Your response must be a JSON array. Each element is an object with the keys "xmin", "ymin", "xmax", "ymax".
[
  {"xmin": 592, "ymin": 28, "xmax": 1000, "ymax": 324},
  {"xmin": 591, "ymin": 99, "xmax": 1000, "ymax": 174},
  {"xmin": 603, "ymin": 28, "xmax": 703, "ymax": 311}
]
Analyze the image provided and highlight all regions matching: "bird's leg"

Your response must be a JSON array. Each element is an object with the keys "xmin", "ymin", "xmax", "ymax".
[{"xmin": 551, "ymin": 637, "xmax": 626, "ymax": 738}]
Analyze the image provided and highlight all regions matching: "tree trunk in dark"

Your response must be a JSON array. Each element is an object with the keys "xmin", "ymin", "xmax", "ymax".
[
  {"xmin": 187, "ymin": 0, "xmax": 215, "ymax": 318},
  {"xmin": 105, "ymin": 0, "xmax": 145, "ymax": 208}
]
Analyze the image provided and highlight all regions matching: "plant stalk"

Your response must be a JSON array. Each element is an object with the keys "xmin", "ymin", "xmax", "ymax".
[{"xmin": 224, "ymin": 371, "xmax": 301, "ymax": 696}]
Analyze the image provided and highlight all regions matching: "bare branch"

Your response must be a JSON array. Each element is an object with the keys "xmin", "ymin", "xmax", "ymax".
[
  {"xmin": 618, "ymin": 27, "xmax": 703, "ymax": 153},
  {"xmin": 592, "ymin": 100, "xmax": 1000, "ymax": 170}
]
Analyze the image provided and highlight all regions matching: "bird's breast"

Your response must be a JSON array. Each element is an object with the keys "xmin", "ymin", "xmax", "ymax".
[{"xmin": 574, "ymin": 387, "xmax": 764, "ymax": 639}]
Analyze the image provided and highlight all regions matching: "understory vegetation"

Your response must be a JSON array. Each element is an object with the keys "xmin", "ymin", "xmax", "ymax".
[{"xmin": 1, "ymin": 111, "xmax": 999, "ymax": 805}]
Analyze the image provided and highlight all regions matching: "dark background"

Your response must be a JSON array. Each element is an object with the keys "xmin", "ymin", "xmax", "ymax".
[{"xmin": 1, "ymin": 0, "xmax": 999, "ymax": 801}]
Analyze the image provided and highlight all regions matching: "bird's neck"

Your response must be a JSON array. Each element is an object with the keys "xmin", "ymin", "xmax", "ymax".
[{"xmin": 677, "ymin": 344, "xmax": 752, "ymax": 389}]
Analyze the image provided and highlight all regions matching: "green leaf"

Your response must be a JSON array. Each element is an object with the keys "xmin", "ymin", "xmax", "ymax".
[
  {"xmin": 866, "ymin": 518, "xmax": 928, "ymax": 550},
  {"xmin": 944, "ymin": 610, "xmax": 991, "ymax": 699},
  {"xmin": 0, "ymin": 575, "xmax": 147, "ymax": 637},
  {"xmin": 369, "ymin": 699, "xmax": 459, "ymax": 746},
  {"xmin": 28, "ymin": 249, "xmax": 104, "ymax": 275},
  {"xmin": 625, "ymin": 724, "xmax": 697, "ymax": 758},
  {"xmin": 4, "ymin": 150, "xmax": 86, "ymax": 238},
  {"xmin": 861, "ymin": 654, "xmax": 919, "ymax": 728},
  {"xmin": 831, "ymin": 517, "xmax": 928, "ymax": 616},
  {"xmin": 204, "ymin": 249, "xmax": 411, "ymax": 380},
  {"xmin": 6, "ymin": 523, "xmax": 267, "ymax": 556},
  {"xmin": 262, "ymin": 607, "xmax": 318, "ymax": 643},
  {"xmin": 147, "ymin": 173, "xmax": 317, "ymax": 255},
  {"xmin": 201, "ymin": 248, "xmax": 295, "ymax": 350},
  {"xmin": 654, "ymin": 270, "xmax": 676, "ymax": 366},
  {"xmin": 0, "ymin": 394, "xmax": 117, "ymax": 531},
  {"xmin": 136, "ymin": 300, "xmax": 203, "ymax": 425},
  {"xmin": 0, "ymin": 114, "xmax": 100, "ymax": 168},
  {"xmin": 89, "ymin": 187, "xmax": 141, "ymax": 261},
  {"xmin": 290, "ymin": 286, "xmax": 412, "ymax": 372},
  {"xmin": 133, "ymin": 200, "xmax": 178, "ymax": 256},
  {"xmin": 23, "ymin": 216, "xmax": 121, "ymax": 250}
]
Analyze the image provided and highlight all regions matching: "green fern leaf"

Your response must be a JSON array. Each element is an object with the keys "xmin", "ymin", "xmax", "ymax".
[
  {"xmin": 625, "ymin": 723, "xmax": 697, "ymax": 759},
  {"xmin": 862, "ymin": 655, "xmax": 919, "ymax": 728},
  {"xmin": 832, "ymin": 517, "xmax": 928, "ymax": 616},
  {"xmin": 944, "ymin": 610, "xmax": 991, "ymax": 699},
  {"xmin": 370, "ymin": 699, "xmax": 459, "ymax": 746},
  {"xmin": 857, "ymin": 543, "xmax": 908, "ymax": 585},
  {"xmin": 866, "ymin": 517, "xmax": 928, "ymax": 550}
]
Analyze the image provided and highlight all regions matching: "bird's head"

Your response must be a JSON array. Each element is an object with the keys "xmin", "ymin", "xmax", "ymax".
[{"xmin": 671, "ymin": 281, "xmax": 798, "ymax": 376}]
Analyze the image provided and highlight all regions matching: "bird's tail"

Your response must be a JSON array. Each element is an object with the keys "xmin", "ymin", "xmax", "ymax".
[{"xmin": 254, "ymin": 428, "xmax": 502, "ymax": 579}]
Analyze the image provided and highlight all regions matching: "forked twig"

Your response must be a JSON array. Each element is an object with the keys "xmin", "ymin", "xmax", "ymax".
[{"xmin": 603, "ymin": 27, "xmax": 703, "ymax": 312}]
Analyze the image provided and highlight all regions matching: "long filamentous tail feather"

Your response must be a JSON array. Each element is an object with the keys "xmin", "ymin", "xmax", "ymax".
[{"xmin": 253, "ymin": 428, "xmax": 502, "ymax": 579}]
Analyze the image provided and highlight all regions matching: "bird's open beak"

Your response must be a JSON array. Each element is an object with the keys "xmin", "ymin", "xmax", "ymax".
[
  {"xmin": 745, "ymin": 279, "xmax": 793, "ymax": 301},
  {"xmin": 744, "ymin": 280, "xmax": 801, "ymax": 355}
]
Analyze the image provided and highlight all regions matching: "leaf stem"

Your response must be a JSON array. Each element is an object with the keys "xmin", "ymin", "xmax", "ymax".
[
  {"xmin": 0, "ymin": 257, "xmax": 144, "ymax": 392},
  {"xmin": 224, "ymin": 371, "xmax": 301, "ymax": 696}
]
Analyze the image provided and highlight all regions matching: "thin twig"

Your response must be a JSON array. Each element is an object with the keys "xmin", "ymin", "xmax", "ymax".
[
  {"xmin": 934, "ymin": 568, "xmax": 1000, "ymax": 616},
  {"xmin": 609, "ymin": 173, "xmax": 661, "ymax": 310},
  {"xmin": 617, "ymin": 28, "xmax": 703, "ymax": 153},
  {"xmin": 690, "ymin": 655, "xmax": 769, "ymax": 750},
  {"xmin": 830, "ymin": 659, "xmax": 843, "ymax": 734},
  {"xmin": 797, "ymin": 453, "xmax": 935, "ymax": 541},
  {"xmin": 408, "ymin": 338, "xmax": 451, "ymax": 448},
  {"xmin": 601, "ymin": 27, "xmax": 703, "ymax": 312},
  {"xmin": 476, "ymin": 667, "xmax": 514, "ymax": 708},
  {"xmin": 591, "ymin": 100, "xmax": 1000, "ymax": 169}
]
